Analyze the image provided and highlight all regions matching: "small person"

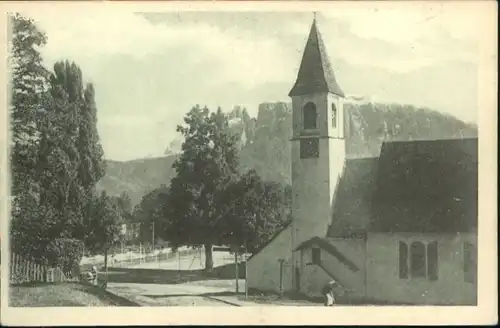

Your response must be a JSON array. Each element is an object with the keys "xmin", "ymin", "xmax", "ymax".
[
  {"xmin": 322, "ymin": 280, "xmax": 337, "ymax": 306},
  {"xmin": 91, "ymin": 265, "xmax": 98, "ymax": 285}
]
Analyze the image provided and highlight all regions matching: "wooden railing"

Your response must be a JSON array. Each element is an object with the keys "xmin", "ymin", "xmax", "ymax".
[{"xmin": 9, "ymin": 252, "xmax": 74, "ymax": 284}]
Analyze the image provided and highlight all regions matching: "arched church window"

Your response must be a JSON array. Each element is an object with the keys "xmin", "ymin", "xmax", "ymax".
[
  {"xmin": 331, "ymin": 103, "xmax": 337, "ymax": 128},
  {"xmin": 427, "ymin": 241, "xmax": 438, "ymax": 280},
  {"xmin": 303, "ymin": 102, "xmax": 317, "ymax": 129},
  {"xmin": 398, "ymin": 241, "xmax": 409, "ymax": 279},
  {"xmin": 410, "ymin": 241, "xmax": 426, "ymax": 278}
]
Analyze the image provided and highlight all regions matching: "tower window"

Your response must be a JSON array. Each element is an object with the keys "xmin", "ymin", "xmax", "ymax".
[
  {"xmin": 303, "ymin": 102, "xmax": 317, "ymax": 129},
  {"xmin": 300, "ymin": 138, "xmax": 319, "ymax": 158},
  {"xmin": 331, "ymin": 103, "xmax": 337, "ymax": 128}
]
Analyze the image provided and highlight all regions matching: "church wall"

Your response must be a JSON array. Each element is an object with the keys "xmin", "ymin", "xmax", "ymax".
[
  {"xmin": 366, "ymin": 232, "xmax": 477, "ymax": 305},
  {"xmin": 247, "ymin": 224, "xmax": 294, "ymax": 293}
]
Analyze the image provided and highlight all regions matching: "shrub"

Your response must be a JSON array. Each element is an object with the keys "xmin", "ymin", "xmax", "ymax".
[{"xmin": 45, "ymin": 238, "xmax": 84, "ymax": 278}]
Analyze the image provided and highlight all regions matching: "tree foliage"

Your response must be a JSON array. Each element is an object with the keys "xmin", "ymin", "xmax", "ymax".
[
  {"xmin": 36, "ymin": 61, "xmax": 86, "ymax": 239},
  {"xmin": 160, "ymin": 106, "xmax": 240, "ymax": 270},
  {"xmin": 45, "ymin": 238, "xmax": 84, "ymax": 277},
  {"xmin": 134, "ymin": 185, "xmax": 169, "ymax": 244},
  {"xmin": 84, "ymin": 192, "xmax": 123, "ymax": 259},
  {"xmin": 145, "ymin": 106, "xmax": 292, "ymax": 271},
  {"xmin": 78, "ymin": 83, "xmax": 106, "ymax": 195},
  {"xmin": 9, "ymin": 13, "xmax": 106, "ymax": 265},
  {"xmin": 111, "ymin": 192, "xmax": 133, "ymax": 222},
  {"xmin": 219, "ymin": 170, "xmax": 291, "ymax": 253},
  {"xmin": 9, "ymin": 14, "xmax": 50, "ymax": 250}
]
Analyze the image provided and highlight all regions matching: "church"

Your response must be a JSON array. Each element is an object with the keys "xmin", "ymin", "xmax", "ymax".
[{"xmin": 246, "ymin": 18, "xmax": 478, "ymax": 305}]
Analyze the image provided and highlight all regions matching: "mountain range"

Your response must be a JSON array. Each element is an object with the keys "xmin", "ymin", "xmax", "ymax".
[{"xmin": 96, "ymin": 99, "xmax": 478, "ymax": 206}]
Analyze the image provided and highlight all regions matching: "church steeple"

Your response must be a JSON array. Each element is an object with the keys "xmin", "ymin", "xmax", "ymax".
[{"xmin": 288, "ymin": 17, "xmax": 344, "ymax": 98}]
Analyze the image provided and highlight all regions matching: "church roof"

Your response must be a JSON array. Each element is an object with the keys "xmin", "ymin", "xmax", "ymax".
[
  {"xmin": 327, "ymin": 138, "xmax": 478, "ymax": 236},
  {"xmin": 288, "ymin": 19, "xmax": 345, "ymax": 98}
]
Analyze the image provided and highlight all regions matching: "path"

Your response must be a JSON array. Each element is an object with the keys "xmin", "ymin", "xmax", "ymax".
[
  {"xmin": 105, "ymin": 250, "xmax": 252, "ymax": 306},
  {"xmin": 107, "ymin": 281, "xmax": 256, "ymax": 306}
]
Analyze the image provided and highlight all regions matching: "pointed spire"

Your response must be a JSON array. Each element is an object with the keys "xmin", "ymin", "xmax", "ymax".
[{"xmin": 288, "ymin": 17, "xmax": 344, "ymax": 98}]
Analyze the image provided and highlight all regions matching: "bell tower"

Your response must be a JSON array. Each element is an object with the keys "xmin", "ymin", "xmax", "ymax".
[{"xmin": 289, "ymin": 16, "xmax": 346, "ymax": 289}]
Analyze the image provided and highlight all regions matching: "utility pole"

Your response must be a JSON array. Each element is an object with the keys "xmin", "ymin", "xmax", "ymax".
[
  {"xmin": 152, "ymin": 221, "xmax": 155, "ymax": 251},
  {"xmin": 178, "ymin": 250, "xmax": 181, "ymax": 275},
  {"xmin": 235, "ymin": 246, "xmax": 239, "ymax": 293}
]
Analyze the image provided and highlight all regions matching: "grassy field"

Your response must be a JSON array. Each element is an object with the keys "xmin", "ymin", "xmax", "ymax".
[{"xmin": 9, "ymin": 282, "xmax": 137, "ymax": 307}]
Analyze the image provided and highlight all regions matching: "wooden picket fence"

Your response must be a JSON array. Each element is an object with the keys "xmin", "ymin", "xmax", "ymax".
[{"xmin": 9, "ymin": 252, "xmax": 71, "ymax": 284}]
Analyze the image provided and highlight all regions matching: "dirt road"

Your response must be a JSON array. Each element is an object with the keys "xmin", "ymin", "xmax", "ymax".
[{"xmin": 105, "ymin": 250, "xmax": 248, "ymax": 306}]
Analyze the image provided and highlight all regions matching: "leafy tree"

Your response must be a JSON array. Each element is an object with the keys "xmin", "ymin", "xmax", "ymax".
[
  {"xmin": 9, "ymin": 13, "xmax": 51, "ymax": 259},
  {"xmin": 37, "ymin": 60, "xmax": 106, "ymax": 247},
  {"xmin": 9, "ymin": 13, "xmax": 50, "ymax": 162},
  {"xmin": 220, "ymin": 170, "xmax": 291, "ymax": 253},
  {"xmin": 78, "ymin": 82, "xmax": 106, "ymax": 232},
  {"xmin": 103, "ymin": 192, "xmax": 134, "ymax": 246},
  {"xmin": 36, "ymin": 61, "xmax": 84, "ymax": 239},
  {"xmin": 112, "ymin": 192, "xmax": 133, "ymax": 219},
  {"xmin": 9, "ymin": 14, "xmax": 107, "ymax": 265},
  {"xmin": 85, "ymin": 191, "xmax": 123, "ymax": 270},
  {"xmin": 134, "ymin": 186, "xmax": 168, "ymax": 245},
  {"xmin": 161, "ymin": 105, "xmax": 240, "ymax": 271}
]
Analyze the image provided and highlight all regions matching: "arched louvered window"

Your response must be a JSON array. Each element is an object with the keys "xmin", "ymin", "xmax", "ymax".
[
  {"xmin": 303, "ymin": 102, "xmax": 317, "ymax": 129},
  {"xmin": 410, "ymin": 241, "xmax": 426, "ymax": 278}
]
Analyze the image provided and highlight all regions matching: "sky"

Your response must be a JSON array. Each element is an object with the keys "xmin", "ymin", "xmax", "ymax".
[{"xmin": 19, "ymin": 2, "xmax": 485, "ymax": 161}]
